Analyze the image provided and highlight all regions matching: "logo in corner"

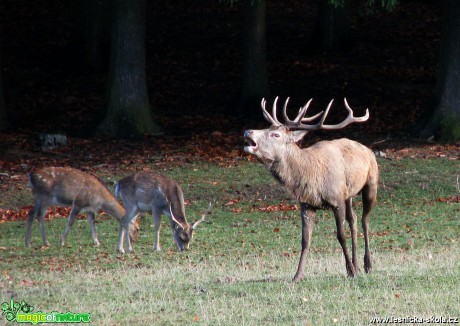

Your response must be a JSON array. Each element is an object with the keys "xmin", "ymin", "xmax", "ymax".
[
  {"xmin": 1, "ymin": 300, "xmax": 34, "ymax": 322},
  {"xmin": 1, "ymin": 300, "xmax": 90, "ymax": 324}
]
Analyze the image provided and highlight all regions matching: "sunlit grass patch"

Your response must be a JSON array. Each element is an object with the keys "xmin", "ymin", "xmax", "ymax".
[{"xmin": 0, "ymin": 157, "xmax": 459, "ymax": 325}]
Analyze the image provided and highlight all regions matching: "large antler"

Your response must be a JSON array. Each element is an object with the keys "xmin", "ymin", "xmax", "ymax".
[{"xmin": 261, "ymin": 97, "xmax": 369, "ymax": 131}]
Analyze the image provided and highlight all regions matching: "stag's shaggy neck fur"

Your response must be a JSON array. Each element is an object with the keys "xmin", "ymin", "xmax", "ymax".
[{"xmin": 270, "ymin": 142, "xmax": 328, "ymax": 208}]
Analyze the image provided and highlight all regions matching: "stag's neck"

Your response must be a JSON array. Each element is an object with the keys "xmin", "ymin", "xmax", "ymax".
[{"xmin": 269, "ymin": 144, "xmax": 321, "ymax": 205}]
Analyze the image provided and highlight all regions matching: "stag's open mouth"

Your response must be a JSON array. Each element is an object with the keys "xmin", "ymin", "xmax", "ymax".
[{"xmin": 244, "ymin": 136, "xmax": 257, "ymax": 153}]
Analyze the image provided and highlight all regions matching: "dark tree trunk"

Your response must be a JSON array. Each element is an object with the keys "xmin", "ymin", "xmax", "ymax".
[
  {"xmin": 309, "ymin": 0, "xmax": 352, "ymax": 53},
  {"xmin": 417, "ymin": 0, "xmax": 460, "ymax": 140},
  {"xmin": 77, "ymin": 0, "xmax": 112, "ymax": 72},
  {"xmin": 98, "ymin": 0, "xmax": 162, "ymax": 138},
  {"xmin": 0, "ymin": 39, "xmax": 7, "ymax": 131},
  {"xmin": 238, "ymin": 0, "xmax": 270, "ymax": 118}
]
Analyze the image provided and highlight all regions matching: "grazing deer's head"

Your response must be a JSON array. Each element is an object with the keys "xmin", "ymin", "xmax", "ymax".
[{"xmin": 171, "ymin": 203, "xmax": 211, "ymax": 251}]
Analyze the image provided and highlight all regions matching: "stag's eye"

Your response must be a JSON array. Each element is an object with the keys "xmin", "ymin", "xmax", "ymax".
[{"xmin": 271, "ymin": 133, "xmax": 280, "ymax": 138}]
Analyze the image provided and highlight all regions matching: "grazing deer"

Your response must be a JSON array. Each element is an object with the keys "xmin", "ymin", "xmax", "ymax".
[
  {"xmin": 115, "ymin": 171, "xmax": 210, "ymax": 253},
  {"xmin": 25, "ymin": 167, "xmax": 139, "ymax": 248},
  {"xmin": 244, "ymin": 97, "xmax": 378, "ymax": 282}
]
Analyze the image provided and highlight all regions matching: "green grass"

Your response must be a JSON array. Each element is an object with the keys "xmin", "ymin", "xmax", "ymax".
[{"xmin": 1, "ymin": 157, "xmax": 459, "ymax": 325}]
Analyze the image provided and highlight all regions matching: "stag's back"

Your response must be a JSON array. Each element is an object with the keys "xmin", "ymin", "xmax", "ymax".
[{"xmin": 274, "ymin": 138, "xmax": 378, "ymax": 207}]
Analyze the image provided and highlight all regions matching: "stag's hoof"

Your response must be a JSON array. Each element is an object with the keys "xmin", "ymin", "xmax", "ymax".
[{"xmin": 292, "ymin": 273, "xmax": 304, "ymax": 283}]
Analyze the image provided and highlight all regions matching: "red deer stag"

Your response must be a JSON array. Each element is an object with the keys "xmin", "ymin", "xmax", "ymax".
[
  {"xmin": 115, "ymin": 171, "xmax": 211, "ymax": 253},
  {"xmin": 244, "ymin": 97, "xmax": 378, "ymax": 282},
  {"xmin": 25, "ymin": 167, "xmax": 139, "ymax": 248}
]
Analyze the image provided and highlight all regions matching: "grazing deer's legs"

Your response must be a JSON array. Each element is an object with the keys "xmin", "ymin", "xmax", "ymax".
[
  {"xmin": 153, "ymin": 208, "xmax": 162, "ymax": 251},
  {"xmin": 334, "ymin": 202, "xmax": 356, "ymax": 277},
  {"xmin": 25, "ymin": 202, "xmax": 49, "ymax": 247},
  {"xmin": 87, "ymin": 212, "xmax": 100, "ymax": 246},
  {"xmin": 362, "ymin": 185, "xmax": 377, "ymax": 273},
  {"xmin": 293, "ymin": 203, "xmax": 316, "ymax": 282},
  {"xmin": 37, "ymin": 206, "xmax": 49, "ymax": 247},
  {"xmin": 117, "ymin": 217, "xmax": 127, "ymax": 253},
  {"xmin": 122, "ymin": 207, "xmax": 139, "ymax": 253},
  {"xmin": 25, "ymin": 206, "xmax": 36, "ymax": 247},
  {"xmin": 345, "ymin": 198, "xmax": 358, "ymax": 272},
  {"xmin": 61, "ymin": 206, "xmax": 81, "ymax": 245}
]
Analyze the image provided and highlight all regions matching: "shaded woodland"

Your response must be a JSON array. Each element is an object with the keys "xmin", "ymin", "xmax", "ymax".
[{"xmin": 0, "ymin": 1, "xmax": 443, "ymax": 133}]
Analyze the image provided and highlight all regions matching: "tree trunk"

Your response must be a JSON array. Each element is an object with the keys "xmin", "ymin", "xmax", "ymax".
[
  {"xmin": 309, "ymin": 0, "xmax": 352, "ymax": 53},
  {"xmin": 417, "ymin": 0, "xmax": 460, "ymax": 140},
  {"xmin": 238, "ymin": 0, "xmax": 270, "ymax": 118},
  {"xmin": 77, "ymin": 0, "xmax": 112, "ymax": 72},
  {"xmin": 98, "ymin": 0, "xmax": 162, "ymax": 138},
  {"xmin": 0, "ymin": 39, "xmax": 7, "ymax": 131}
]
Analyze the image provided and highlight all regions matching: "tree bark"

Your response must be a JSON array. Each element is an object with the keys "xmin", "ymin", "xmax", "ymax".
[
  {"xmin": 238, "ymin": 0, "xmax": 270, "ymax": 118},
  {"xmin": 0, "ymin": 39, "xmax": 7, "ymax": 131},
  {"xmin": 77, "ymin": 0, "xmax": 112, "ymax": 72},
  {"xmin": 418, "ymin": 0, "xmax": 460, "ymax": 140},
  {"xmin": 309, "ymin": 0, "xmax": 352, "ymax": 53},
  {"xmin": 98, "ymin": 0, "xmax": 162, "ymax": 138}
]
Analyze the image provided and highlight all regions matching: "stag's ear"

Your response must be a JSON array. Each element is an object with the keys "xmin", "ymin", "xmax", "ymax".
[{"xmin": 290, "ymin": 130, "xmax": 309, "ymax": 143}]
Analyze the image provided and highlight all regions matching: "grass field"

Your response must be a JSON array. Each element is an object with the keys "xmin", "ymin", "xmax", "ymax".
[{"xmin": 0, "ymin": 157, "xmax": 459, "ymax": 325}]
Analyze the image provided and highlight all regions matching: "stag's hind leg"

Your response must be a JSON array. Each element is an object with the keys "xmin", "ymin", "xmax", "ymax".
[
  {"xmin": 345, "ymin": 198, "xmax": 358, "ymax": 273},
  {"xmin": 362, "ymin": 183, "xmax": 377, "ymax": 273},
  {"xmin": 334, "ymin": 202, "xmax": 356, "ymax": 277}
]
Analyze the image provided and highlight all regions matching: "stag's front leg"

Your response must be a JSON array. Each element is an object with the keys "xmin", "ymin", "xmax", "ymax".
[
  {"xmin": 293, "ymin": 203, "xmax": 316, "ymax": 283},
  {"xmin": 333, "ymin": 203, "xmax": 356, "ymax": 277},
  {"xmin": 345, "ymin": 198, "xmax": 358, "ymax": 273}
]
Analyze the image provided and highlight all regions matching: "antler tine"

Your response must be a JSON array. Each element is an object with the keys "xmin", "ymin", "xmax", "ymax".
[
  {"xmin": 282, "ymin": 97, "xmax": 291, "ymax": 122},
  {"xmin": 283, "ymin": 98, "xmax": 323, "ymax": 125},
  {"xmin": 344, "ymin": 98, "xmax": 369, "ymax": 122},
  {"xmin": 315, "ymin": 99, "xmax": 334, "ymax": 127},
  {"xmin": 318, "ymin": 98, "xmax": 369, "ymax": 130},
  {"xmin": 271, "ymin": 97, "xmax": 283, "ymax": 126},
  {"xmin": 294, "ymin": 98, "xmax": 316, "ymax": 123},
  {"xmin": 261, "ymin": 97, "xmax": 282, "ymax": 126},
  {"xmin": 192, "ymin": 202, "xmax": 212, "ymax": 229}
]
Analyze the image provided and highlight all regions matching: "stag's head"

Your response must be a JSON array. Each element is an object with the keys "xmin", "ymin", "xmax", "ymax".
[
  {"xmin": 171, "ymin": 203, "xmax": 212, "ymax": 251},
  {"xmin": 244, "ymin": 97, "xmax": 369, "ymax": 163}
]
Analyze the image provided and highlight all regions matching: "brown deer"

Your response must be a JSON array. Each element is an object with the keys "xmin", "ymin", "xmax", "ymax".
[
  {"xmin": 25, "ymin": 167, "xmax": 139, "ymax": 248},
  {"xmin": 115, "ymin": 171, "xmax": 210, "ymax": 253},
  {"xmin": 244, "ymin": 97, "xmax": 378, "ymax": 282}
]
